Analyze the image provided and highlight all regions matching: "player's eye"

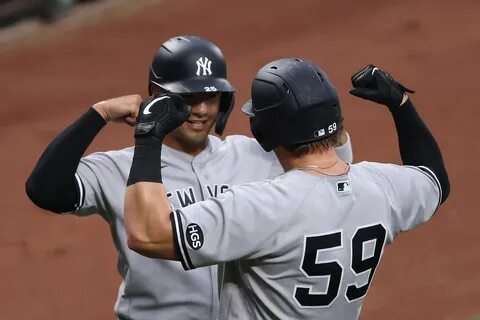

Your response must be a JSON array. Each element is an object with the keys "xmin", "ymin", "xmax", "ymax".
[{"xmin": 182, "ymin": 93, "xmax": 219, "ymax": 106}]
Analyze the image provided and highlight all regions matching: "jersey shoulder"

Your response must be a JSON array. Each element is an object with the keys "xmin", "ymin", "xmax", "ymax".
[
  {"xmin": 223, "ymin": 171, "xmax": 310, "ymax": 205},
  {"xmin": 220, "ymin": 172, "xmax": 322, "ymax": 230},
  {"xmin": 79, "ymin": 146, "xmax": 134, "ymax": 172},
  {"xmin": 218, "ymin": 135, "xmax": 274, "ymax": 158},
  {"xmin": 81, "ymin": 146, "xmax": 134, "ymax": 162},
  {"xmin": 351, "ymin": 161, "xmax": 406, "ymax": 188},
  {"xmin": 353, "ymin": 161, "xmax": 435, "ymax": 181},
  {"xmin": 352, "ymin": 161, "xmax": 441, "ymax": 203}
]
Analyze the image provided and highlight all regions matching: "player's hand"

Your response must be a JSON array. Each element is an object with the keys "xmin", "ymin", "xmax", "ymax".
[
  {"xmin": 135, "ymin": 93, "xmax": 191, "ymax": 139},
  {"xmin": 92, "ymin": 94, "xmax": 142, "ymax": 126},
  {"xmin": 349, "ymin": 65, "xmax": 414, "ymax": 109}
]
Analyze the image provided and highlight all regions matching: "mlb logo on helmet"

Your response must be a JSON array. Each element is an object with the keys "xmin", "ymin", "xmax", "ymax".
[{"xmin": 314, "ymin": 129, "xmax": 325, "ymax": 137}]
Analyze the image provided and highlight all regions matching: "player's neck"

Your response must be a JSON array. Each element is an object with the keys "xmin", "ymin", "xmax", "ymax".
[
  {"xmin": 275, "ymin": 147, "xmax": 347, "ymax": 176},
  {"xmin": 162, "ymin": 135, "xmax": 208, "ymax": 157}
]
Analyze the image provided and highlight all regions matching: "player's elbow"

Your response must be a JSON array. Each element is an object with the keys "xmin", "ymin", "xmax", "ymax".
[
  {"xmin": 126, "ymin": 226, "xmax": 160, "ymax": 258},
  {"xmin": 439, "ymin": 173, "xmax": 450, "ymax": 204},
  {"xmin": 127, "ymin": 235, "xmax": 176, "ymax": 259},
  {"xmin": 126, "ymin": 235, "xmax": 151, "ymax": 256},
  {"xmin": 126, "ymin": 221, "xmax": 177, "ymax": 260},
  {"xmin": 25, "ymin": 176, "xmax": 39, "ymax": 205},
  {"xmin": 432, "ymin": 164, "xmax": 450, "ymax": 205},
  {"xmin": 124, "ymin": 194, "xmax": 177, "ymax": 259},
  {"xmin": 25, "ymin": 175, "xmax": 76, "ymax": 214}
]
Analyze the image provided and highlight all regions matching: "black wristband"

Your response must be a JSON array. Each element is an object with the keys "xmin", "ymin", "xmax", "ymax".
[{"xmin": 127, "ymin": 136, "xmax": 163, "ymax": 186}]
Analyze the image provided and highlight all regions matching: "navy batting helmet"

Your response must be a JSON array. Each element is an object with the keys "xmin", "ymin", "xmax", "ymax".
[
  {"xmin": 242, "ymin": 58, "xmax": 342, "ymax": 152},
  {"xmin": 148, "ymin": 35, "xmax": 235, "ymax": 135}
]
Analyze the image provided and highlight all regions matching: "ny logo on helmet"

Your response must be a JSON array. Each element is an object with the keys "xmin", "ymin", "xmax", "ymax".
[{"xmin": 196, "ymin": 57, "xmax": 212, "ymax": 76}]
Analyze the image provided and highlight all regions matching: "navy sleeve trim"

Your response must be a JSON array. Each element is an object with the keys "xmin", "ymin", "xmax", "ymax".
[
  {"xmin": 171, "ymin": 210, "xmax": 195, "ymax": 270},
  {"xmin": 72, "ymin": 173, "xmax": 85, "ymax": 212},
  {"xmin": 405, "ymin": 165, "xmax": 442, "ymax": 211},
  {"xmin": 416, "ymin": 166, "xmax": 442, "ymax": 209}
]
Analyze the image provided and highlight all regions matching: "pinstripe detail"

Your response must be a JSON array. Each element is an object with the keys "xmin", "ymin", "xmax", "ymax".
[{"xmin": 171, "ymin": 210, "xmax": 195, "ymax": 270}]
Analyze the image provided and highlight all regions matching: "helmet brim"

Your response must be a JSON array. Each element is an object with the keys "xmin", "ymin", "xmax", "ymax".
[
  {"xmin": 241, "ymin": 100, "xmax": 254, "ymax": 117},
  {"xmin": 151, "ymin": 77, "xmax": 235, "ymax": 94}
]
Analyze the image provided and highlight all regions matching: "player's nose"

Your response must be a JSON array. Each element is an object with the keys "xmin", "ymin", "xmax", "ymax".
[{"xmin": 190, "ymin": 101, "xmax": 208, "ymax": 116}]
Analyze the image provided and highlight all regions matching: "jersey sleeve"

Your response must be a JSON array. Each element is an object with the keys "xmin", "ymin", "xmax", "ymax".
[
  {"xmin": 170, "ymin": 180, "xmax": 295, "ymax": 270},
  {"xmin": 72, "ymin": 149, "xmax": 130, "ymax": 220},
  {"xmin": 364, "ymin": 163, "xmax": 441, "ymax": 235}
]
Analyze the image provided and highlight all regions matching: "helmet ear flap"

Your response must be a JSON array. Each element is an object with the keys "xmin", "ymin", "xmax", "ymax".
[{"xmin": 215, "ymin": 93, "xmax": 235, "ymax": 135}]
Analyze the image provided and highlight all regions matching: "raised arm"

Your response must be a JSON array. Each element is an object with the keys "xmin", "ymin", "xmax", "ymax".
[
  {"xmin": 350, "ymin": 65, "xmax": 450, "ymax": 204},
  {"xmin": 25, "ymin": 94, "xmax": 141, "ymax": 213},
  {"xmin": 125, "ymin": 94, "xmax": 191, "ymax": 259}
]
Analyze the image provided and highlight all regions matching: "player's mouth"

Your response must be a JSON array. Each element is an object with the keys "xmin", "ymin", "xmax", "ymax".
[{"xmin": 186, "ymin": 119, "xmax": 209, "ymax": 131}]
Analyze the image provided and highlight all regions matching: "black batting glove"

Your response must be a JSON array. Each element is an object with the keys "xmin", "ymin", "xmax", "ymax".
[
  {"xmin": 349, "ymin": 64, "xmax": 414, "ymax": 110},
  {"xmin": 127, "ymin": 93, "xmax": 190, "ymax": 186},
  {"xmin": 135, "ymin": 93, "xmax": 191, "ymax": 142}
]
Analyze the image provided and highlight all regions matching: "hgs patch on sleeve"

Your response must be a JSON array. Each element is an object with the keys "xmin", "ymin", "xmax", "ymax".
[{"xmin": 186, "ymin": 223, "xmax": 204, "ymax": 250}]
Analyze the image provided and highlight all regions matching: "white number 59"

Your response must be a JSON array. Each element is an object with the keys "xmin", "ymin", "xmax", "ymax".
[{"xmin": 328, "ymin": 123, "xmax": 337, "ymax": 134}]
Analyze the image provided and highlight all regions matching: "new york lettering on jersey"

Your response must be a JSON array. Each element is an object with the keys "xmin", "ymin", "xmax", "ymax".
[{"xmin": 166, "ymin": 184, "xmax": 231, "ymax": 209}]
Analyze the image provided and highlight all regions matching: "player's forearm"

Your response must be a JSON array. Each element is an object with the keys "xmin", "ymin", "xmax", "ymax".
[
  {"xmin": 125, "ymin": 182, "xmax": 176, "ymax": 259},
  {"xmin": 126, "ymin": 93, "xmax": 189, "ymax": 259},
  {"xmin": 125, "ymin": 134, "xmax": 177, "ymax": 259},
  {"xmin": 391, "ymin": 98, "xmax": 450, "ymax": 203},
  {"xmin": 25, "ymin": 108, "xmax": 106, "ymax": 213}
]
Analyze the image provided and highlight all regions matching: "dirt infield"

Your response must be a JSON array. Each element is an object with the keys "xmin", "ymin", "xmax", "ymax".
[{"xmin": 0, "ymin": 0, "xmax": 479, "ymax": 319}]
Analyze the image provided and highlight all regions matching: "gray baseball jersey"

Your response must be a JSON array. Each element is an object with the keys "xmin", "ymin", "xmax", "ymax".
[
  {"xmin": 172, "ymin": 162, "xmax": 441, "ymax": 319},
  {"xmin": 71, "ymin": 134, "xmax": 353, "ymax": 320}
]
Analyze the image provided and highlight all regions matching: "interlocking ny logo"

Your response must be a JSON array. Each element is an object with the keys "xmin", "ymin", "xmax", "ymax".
[{"xmin": 196, "ymin": 57, "xmax": 212, "ymax": 76}]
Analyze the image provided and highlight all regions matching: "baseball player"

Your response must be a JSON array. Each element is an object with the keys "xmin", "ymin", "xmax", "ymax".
[
  {"xmin": 124, "ymin": 59, "xmax": 449, "ymax": 319},
  {"xmin": 25, "ymin": 37, "xmax": 353, "ymax": 320}
]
